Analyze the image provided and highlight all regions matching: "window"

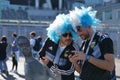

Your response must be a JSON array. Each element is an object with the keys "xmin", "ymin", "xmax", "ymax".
[
  {"xmin": 96, "ymin": 12, "xmax": 102, "ymax": 20},
  {"xmin": 104, "ymin": 10, "xmax": 112, "ymax": 20}
]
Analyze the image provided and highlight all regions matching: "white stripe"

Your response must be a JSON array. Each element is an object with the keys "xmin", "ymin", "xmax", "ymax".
[{"xmin": 50, "ymin": 64, "xmax": 74, "ymax": 75}]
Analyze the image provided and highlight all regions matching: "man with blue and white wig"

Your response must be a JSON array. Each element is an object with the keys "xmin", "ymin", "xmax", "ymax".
[
  {"xmin": 39, "ymin": 14, "xmax": 80, "ymax": 80},
  {"xmin": 69, "ymin": 6, "xmax": 116, "ymax": 80}
]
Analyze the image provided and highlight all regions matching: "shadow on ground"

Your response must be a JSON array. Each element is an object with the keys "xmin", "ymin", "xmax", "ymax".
[
  {"xmin": 16, "ymin": 72, "xmax": 25, "ymax": 79},
  {"xmin": 1, "ymin": 72, "xmax": 25, "ymax": 80}
]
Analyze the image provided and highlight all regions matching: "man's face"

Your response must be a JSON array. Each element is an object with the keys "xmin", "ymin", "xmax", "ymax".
[
  {"xmin": 30, "ymin": 34, "xmax": 34, "ymax": 38},
  {"xmin": 60, "ymin": 32, "xmax": 73, "ymax": 46},
  {"xmin": 76, "ymin": 26, "xmax": 90, "ymax": 40}
]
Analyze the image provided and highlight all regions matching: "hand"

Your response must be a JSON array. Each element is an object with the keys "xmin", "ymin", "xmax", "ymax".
[
  {"xmin": 69, "ymin": 55, "xmax": 78, "ymax": 64},
  {"xmin": 40, "ymin": 57, "xmax": 49, "ymax": 65},
  {"xmin": 72, "ymin": 51, "xmax": 86, "ymax": 61}
]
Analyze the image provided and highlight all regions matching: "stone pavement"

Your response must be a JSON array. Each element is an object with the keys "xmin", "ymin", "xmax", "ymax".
[{"xmin": 0, "ymin": 57, "xmax": 120, "ymax": 80}]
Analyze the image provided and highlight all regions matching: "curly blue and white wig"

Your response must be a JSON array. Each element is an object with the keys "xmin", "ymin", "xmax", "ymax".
[
  {"xmin": 47, "ymin": 14, "xmax": 79, "ymax": 43},
  {"xmin": 69, "ymin": 6, "xmax": 101, "ymax": 32}
]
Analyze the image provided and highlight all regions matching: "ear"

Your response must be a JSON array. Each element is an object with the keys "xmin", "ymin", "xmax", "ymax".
[{"xmin": 86, "ymin": 26, "xmax": 92, "ymax": 32}]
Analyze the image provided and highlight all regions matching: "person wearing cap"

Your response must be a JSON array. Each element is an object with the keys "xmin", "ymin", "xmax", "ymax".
[
  {"xmin": 39, "ymin": 14, "xmax": 79, "ymax": 80},
  {"xmin": 69, "ymin": 7, "xmax": 115, "ymax": 80}
]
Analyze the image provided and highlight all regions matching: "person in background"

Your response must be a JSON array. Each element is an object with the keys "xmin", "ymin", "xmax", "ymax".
[
  {"xmin": 10, "ymin": 33, "xmax": 20, "ymax": 73},
  {"xmin": 37, "ymin": 36, "xmax": 43, "ymax": 50},
  {"xmin": 69, "ymin": 7, "xmax": 115, "ymax": 80},
  {"xmin": 10, "ymin": 52, "xmax": 18, "ymax": 73},
  {"xmin": 39, "ymin": 14, "xmax": 79, "ymax": 80},
  {"xmin": 31, "ymin": 36, "xmax": 43, "ymax": 59},
  {"xmin": 0, "ymin": 36, "xmax": 9, "ymax": 75},
  {"xmin": 29, "ymin": 31, "xmax": 38, "ymax": 59}
]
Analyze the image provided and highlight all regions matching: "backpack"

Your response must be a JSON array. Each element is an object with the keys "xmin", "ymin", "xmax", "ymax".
[{"xmin": 33, "ymin": 39, "xmax": 41, "ymax": 51}]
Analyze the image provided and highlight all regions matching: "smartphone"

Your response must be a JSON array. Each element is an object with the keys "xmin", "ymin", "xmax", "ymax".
[
  {"xmin": 66, "ymin": 50, "xmax": 76, "ymax": 56},
  {"xmin": 41, "ymin": 57, "xmax": 45, "ymax": 60}
]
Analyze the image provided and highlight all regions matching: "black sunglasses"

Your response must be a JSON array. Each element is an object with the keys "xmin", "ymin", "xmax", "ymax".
[
  {"xmin": 76, "ymin": 25, "xmax": 81, "ymax": 31},
  {"xmin": 62, "ymin": 33, "xmax": 72, "ymax": 37}
]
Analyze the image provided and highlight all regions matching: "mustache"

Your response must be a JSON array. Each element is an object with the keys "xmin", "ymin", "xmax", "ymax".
[{"xmin": 65, "ymin": 39, "xmax": 72, "ymax": 41}]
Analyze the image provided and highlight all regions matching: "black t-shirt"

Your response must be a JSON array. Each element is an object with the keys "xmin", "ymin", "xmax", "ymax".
[
  {"xmin": 80, "ymin": 32, "xmax": 114, "ymax": 80},
  {"xmin": 0, "ymin": 42, "xmax": 8, "ymax": 60}
]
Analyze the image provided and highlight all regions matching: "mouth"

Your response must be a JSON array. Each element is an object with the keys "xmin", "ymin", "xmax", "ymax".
[
  {"xmin": 66, "ymin": 39, "xmax": 71, "ymax": 42},
  {"xmin": 80, "ymin": 35, "xmax": 85, "ymax": 40}
]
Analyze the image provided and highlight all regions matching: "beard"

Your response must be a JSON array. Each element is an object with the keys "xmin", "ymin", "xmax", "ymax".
[
  {"xmin": 82, "ymin": 31, "xmax": 90, "ymax": 40},
  {"xmin": 60, "ymin": 39, "xmax": 72, "ymax": 46}
]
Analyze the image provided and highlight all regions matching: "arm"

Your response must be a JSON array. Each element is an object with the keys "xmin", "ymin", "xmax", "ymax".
[
  {"xmin": 39, "ymin": 38, "xmax": 53, "ymax": 68},
  {"xmin": 72, "ymin": 51, "xmax": 114, "ymax": 72},
  {"xmin": 39, "ymin": 38, "xmax": 49, "ymax": 58},
  {"xmin": 88, "ymin": 54, "xmax": 114, "ymax": 71},
  {"xmin": 73, "ymin": 38, "xmax": 115, "ymax": 71},
  {"xmin": 88, "ymin": 38, "xmax": 115, "ymax": 71},
  {"xmin": 40, "ymin": 56, "xmax": 53, "ymax": 68},
  {"xmin": 69, "ymin": 55, "xmax": 81, "ymax": 73}
]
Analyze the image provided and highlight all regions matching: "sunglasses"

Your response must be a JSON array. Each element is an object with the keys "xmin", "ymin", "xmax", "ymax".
[
  {"xmin": 62, "ymin": 33, "xmax": 72, "ymax": 37},
  {"xmin": 76, "ymin": 25, "xmax": 81, "ymax": 31}
]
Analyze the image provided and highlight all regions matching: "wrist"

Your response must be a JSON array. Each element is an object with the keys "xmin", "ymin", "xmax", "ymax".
[{"xmin": 86, "ymin": 55, "xmax": 91, "ymax": 61}]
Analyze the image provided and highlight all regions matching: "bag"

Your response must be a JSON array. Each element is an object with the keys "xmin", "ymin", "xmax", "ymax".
[{"xmin": 33, "ymin": 39, "xmax": 41, "ymax": 51}]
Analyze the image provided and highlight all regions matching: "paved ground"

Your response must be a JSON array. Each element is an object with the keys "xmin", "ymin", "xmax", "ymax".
[
  {"xmin": 0, "ymin": 57, "xmax": 120, "ymax": 80},
  {"xmin": 0, "ymin": 57, "xmax": 25, "ymax": 80}
]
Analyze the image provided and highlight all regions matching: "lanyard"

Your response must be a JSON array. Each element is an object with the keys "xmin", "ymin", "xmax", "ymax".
[
  {"xmin": 81, "ymin": 30, "xmax": 96, "ymax": 71},
  {"xmin": 85, "ymin": 30, "xmax": 96, "ymax": 55}
]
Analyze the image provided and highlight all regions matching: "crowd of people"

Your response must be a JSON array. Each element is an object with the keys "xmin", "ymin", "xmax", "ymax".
[
  {"xmin": 0, "ymin": 32, "xmax": 43, "ymax": 76},
  {"xmin": 0, "ymin": 6, "xmax": 116, "ymax": 80}
]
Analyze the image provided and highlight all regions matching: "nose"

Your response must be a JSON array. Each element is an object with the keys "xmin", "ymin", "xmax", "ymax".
[
  {"xmin": 66, "ymin": 35, "xmax": 72, "ymax": 39},
  {"xmin": 77, "ymin": 31, "xmax": 82, "ymax": 35}
]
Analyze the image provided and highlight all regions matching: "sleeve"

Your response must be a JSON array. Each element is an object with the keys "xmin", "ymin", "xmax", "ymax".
[
  {"xmin": 39, "ymin": 38, "xmax": 49, "ymax": 58},
  {"xmin": 100, "ymin": 38, "xmax": 114, "ymax": 55},
  {"xmin": 30, "ymin": 39, "xmax": 36, "ymax": 47},
  {"xmin": 38, "ymin": 38, "xmax": 53, "ymax": 68},
  {"xmin": 56, "ymin": 43, "xmax": 77, "ymax": 75},
  {"xmin": 13, "ymin": 40, "xmax": 17, "ymax": 46}
]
